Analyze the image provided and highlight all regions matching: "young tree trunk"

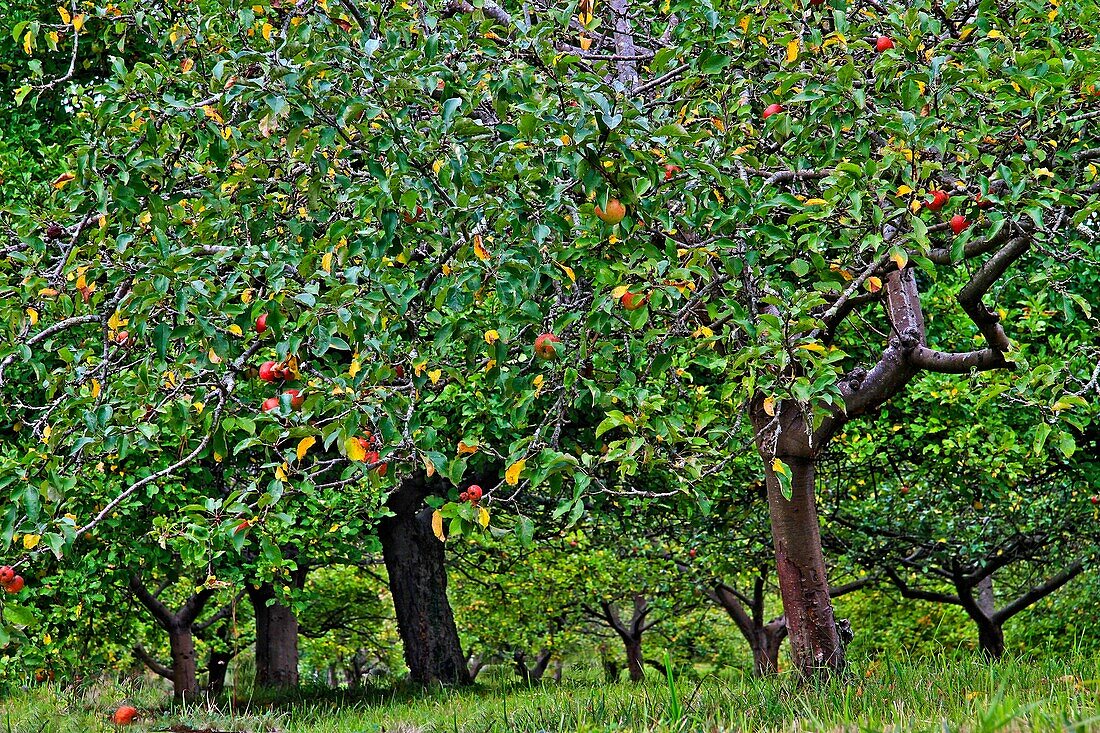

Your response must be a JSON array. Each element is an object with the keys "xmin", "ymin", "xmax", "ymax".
[
  {"xmin": 762, "ymin": 455, "xmax": 846, "ymax": 676},
  {"xmin": 976, "ymin": 618, "xmax": 1006, "ymax": 659},
  {"xmin": 379, "ymin": 502, "xmax": 470, "ymax": 686},
  {"xmin": 750, "ymin": 624, "xmax": 786, "ymax": 676},
  {"xmin": 168, "ymin": 625, "xmax": 201, "ymax": 701},
  {"xmin": 246, "ymin": 582, "xmax": 300, "ymax": 688},
  {"xmin": 624, "ymin": 639, "xmax": 645, "ymax": 682},
  {"xmin": 206, "ymin": 647, "xmax": 232, "ymax": 696}
]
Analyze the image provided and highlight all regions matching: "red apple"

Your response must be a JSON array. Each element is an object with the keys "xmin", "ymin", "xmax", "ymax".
[
  {"xmin": 116, "ymin": 331, "xmax": 131, "ymax": 347},
  {"xmin": 762, "ymin": 103, "xmax": 784, "ymax": 120},
  {"xmin": 594, "ymin": 198, "xmax": 626, "ymax": 225},
  {"xmin": 466, "ymin": 484, "xmax": 483, "ymax": 503},
  {"xmin": 664, "ymin": 164, "xmax": 681, "ymax": 181},
  {"xmin": 255, "ymin": 313, "xmax": 268, "ymax": 333},
  {"xmin": 950, "ymin": 214, "xmax": 970, "ymax": 235},
  {"xmin": 1091, "ymin": 495, "xmax": 1099, "ymax": 505},
  {"xmin": 258, "ymin": 361, "xmax": 280, "ymax": 382},
  {"xmin": 974, "ymin": 193, "xmax": 994, "ymax": 209},
  {"xmin": 111, "ymin": 705, "xmax": 138, "ymax": 725},
  {"xmin": 364, "ymin": 450, "xmax": 388, "ymax": 476},
  {"xmin": 262, "ymin": 396, "xmax": 280, "ymax": 412},
  {"xmin": 875, "ymin": 36, "xmax": 894, "ymax": 53},
  {"xmin": 5, "ymin": 575, "xmax": 24, "ymax": 593},
  {"xmin": 534, "ymin": 333, "xmax": 562, "ymax": 361},
  {"xmin": 284, "ymin": 389, "xmax": 304, "ymax": 409},
  {"xmin": 926, "ymin": 190, "xmax": 949, "ymax": 212},
  {"xmin": 0, "ymin": 566, "xmax": 13, "ymax": 585}
]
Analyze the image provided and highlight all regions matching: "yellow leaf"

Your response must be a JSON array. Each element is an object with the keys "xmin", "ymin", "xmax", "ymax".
[
  {"xmin": 38, "ymin": 288, "xmax": 59, "ymax": 298},
  {"xmin": 478, "ymin": 506, "xmax": 490, "ymax": 528},
  {"xmin": 413, "ymin": 360, "xmax": 427, "ymax": 377},
  {"xmin": 90, "ymin": 379, "xmax": 101, "ymax": 399},
  {"xmin": 71, "ymin": 13, "xmax": 84, "ymax": 31},
  {"xmin": 458, "ymin": 440, "xmax": 479, "ymax": 455},
  {"xmin": 202, "ymin": 105, "xmax": 224, "ymax": 124},
  {"xmin": 180, "ymin": 58, "xmax": 194, "ymax": 73},
  {"xmin": 986, "ymin": 28, "xmax": 1002, "ymax": 38},
  {"xmin": 58, "ymin": 6, "xmax": 70, "ymax": 23},
  {"xmin": 321, "ymin": 251, "xmax": 334, "ymax": 273},
  {"xmin": 193, "ymin": 401, "xmax": 205, "ymax": 414},
  {"xmin": 432, "ymin": 159, "xmax": 443, "ymax": 174},
  {"xmin": 484, "ymin": 329, "xmax": 500, "ymax": 344},
  {"xmin": 785, "ymin": 39, "xmax": 799, "ymax": 63},
  {"xmin": 275, "ymin": 463, "xmax": 289, "ymax": 481},
  {"xmin": 108, "ymin": 310, "xmax": 128, "ymax": 330},
  {"xmin": 505, "ymin": 459, "xmax": 526, "ymax": 486},
  {"xmin": 428, "ymin": 369, "xmax": 442, "ymax": 384},
  {"xmin": 1034, "ymin": 168, "xmax": 1054, "ymax": 178},
  {"xmin": 959, "ymin": 26, "xmax": 974, "ymax": 40},
  {"xmin": 865, "ymin": 276, "xmax": 883, "ymax": 293},
  {"xmin": 23, "ymin": 534, "xmax": 41, "ymax": 550},
  {"xmin": 611, "ymin": 285, "xmax": 630, "ymax": 299},
  {"xmin": 473, "ymin": 234, "xmax": 490, "ymax": 261},
  {"xmin": 533, "ymin": 374, "xmax": 545, "ymax": 394},
  {"xmin": 42, "ymin": 425, "xmax": 52, "ymax": 443},
  {"xmin": 891, "ymin": 248, "xmax": 909, "ymax": 270},
  {"xmin": 432, "ymin": 510, "xmax": 446, "ymax": 541},
  {"xmin": 241, "ymin": 289, "xmax": 254, "ymax": 304},
  {"xmin": 1051, "ymin": 398, "xmax": 1075, "ymax": 412},
  {"xmin": 579, "ymin": 33, "xmax": 592, "ymax": 51},
  {"xmin": 23, "ymin": 31, "xmax": 32, "ymax": 55},
  {"xmin": 692, "ymin": 325, "xmax": 714, "ymax": 338},
  {"xmin": 763, "ymin": 396, "xmax": 777, "ymax": 416},
  {"xmin": 798, "ymin": 342, "xmax": 827, "ymax": 353},
  {"xmin": 558, "ymin": 262, "xmax": 576, "ymax": 284},
  {"xmin": 896, "ymin": 185, "xmax": 913, "ymax": 196},
  {"xmin": 52, "ymin": 172, "xmax": 75, "ymax": 189},
  {"xmin": 738, "ymin": 15, "xmax": 750, "ymax": 32},
  {"xmin": 297, "ymin": 436, "xmax": 316, "ymax": 461},
  {"xmin": 262, "ymin": 22, "xmax": 274, "ymax": 41},
  {"xmin": 804, "ymin": 198, "xmax": 828, "ymax": 206},
  {"xmin": 26, "ymin": 307, "xmax": 38, "ymax": 325},
  {"xmin": 228, "ymin": 324, "xmax": 243, "ymax": 336},
  {"xmin": 423, "ymin": 453, "xmax": 436, "ymax": 477},
  {"xmin": 771, "ymin": 458, "xmax": 791, "ymax": 477},
  {"xmin": 346, "ymin": 436, "xmax": 366, "ymax": 461}
]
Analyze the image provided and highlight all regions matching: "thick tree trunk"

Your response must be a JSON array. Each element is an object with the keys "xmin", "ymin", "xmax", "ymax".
[
  {"xmin": 514, "ymin": 649, "xmax": 553, "ymax": 683},
  {"xmin": 763, "ymin": 456, "xmax": 846, "ymax": 676},
  {"xmin": 247, "ymin": 582, "xmax": 300, "ymax": 688},
  {"xmin": 168, "ymin": 626, "xmax": 201, "ymax": 701},
  {"xmin": 379, "ymin": 503, "xmax": 470, "ymax": 686},
  {"xmin": 624, "ymin": 639, "xmax": 645, "ymax": 682}
]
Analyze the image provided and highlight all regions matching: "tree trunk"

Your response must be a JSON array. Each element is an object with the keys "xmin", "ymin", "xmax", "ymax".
[
  {"xmin": 206, "ymin": 648, "xmax": 232, "ymax": 695},
  {"xmin": 379, "ymin": 503, "xmax": 470, "ymax": 686},
  {"xmin": 763, "ymin": 456, "xmax": 846, "ymax": 676},
  {"xmin": 976, "ymin": 617, "xmax": 1006, "ymax": 659},
  {"xmin": 750, "ymin": 624, "xmax": 786, "ymax": 676},
  {"xmin": 624, "ymin": 638, "xmax": 645, "ymax": 682},
  {"xmin": 247, "ymin": 582, "xmax": 300, "ymax": 688},
  {"xmin": 168, "ymin": 625, "xmax": 201, "ymax": 701}
]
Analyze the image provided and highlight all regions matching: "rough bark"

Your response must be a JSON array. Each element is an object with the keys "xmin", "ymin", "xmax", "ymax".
[
  {"xmin": 246, "ymin": 581, "xmax": 300, "ymax": 688},
  {"xmin": 168, "ymin": 627, "xmax": 200, "ymax": 698},
  {"xmin": 379, "ymin": 475, "xmax": 470, "ymax": 686},
  {"xmin": 128, "ymin": 575, "xmax": 213, "ymax": 701},
  {"xmin": 760, "ymin": 456, "xmax": 846, "ymax": 676},
  {"xmin": 513, "ymin": 649, "xmax": 553, "ymax": 683}
]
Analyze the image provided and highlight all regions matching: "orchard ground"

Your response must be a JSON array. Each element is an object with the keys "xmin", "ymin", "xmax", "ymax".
[{"xmin": 4, "ymin": 654, "xmax": 1100, "ymax": 732}]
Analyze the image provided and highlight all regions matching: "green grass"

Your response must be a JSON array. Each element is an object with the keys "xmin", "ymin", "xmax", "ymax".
[{"xmin": 3, "ymin": 653, "xmax": 1099, "ymax": 732}]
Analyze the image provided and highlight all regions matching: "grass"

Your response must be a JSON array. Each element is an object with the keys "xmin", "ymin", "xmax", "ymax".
[{"xmin": 2, "ymin": 653, "xmax": 1099, "ymax": 732}]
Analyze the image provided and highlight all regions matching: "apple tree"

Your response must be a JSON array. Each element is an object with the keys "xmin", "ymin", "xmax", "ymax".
[{"xmin": 5, "ymin": 0, "xmax": 1099, "ymax": 683}]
